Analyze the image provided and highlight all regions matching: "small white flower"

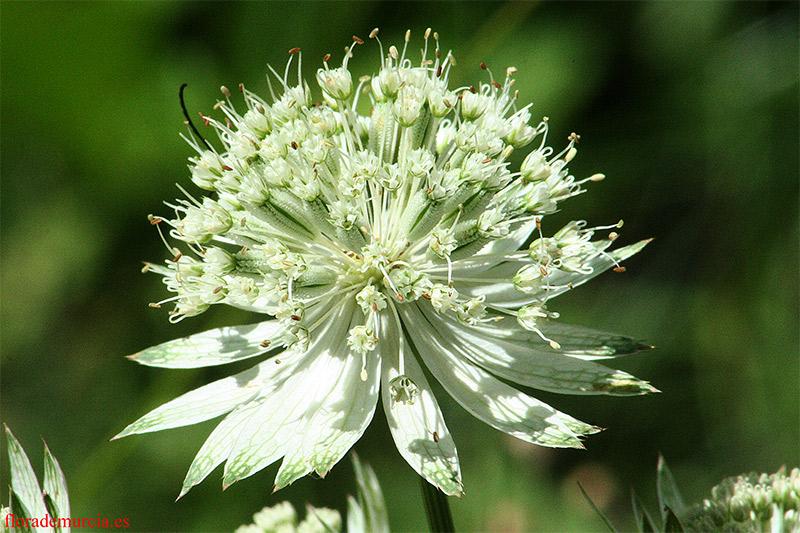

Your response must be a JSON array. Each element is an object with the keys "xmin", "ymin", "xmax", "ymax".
[
  {"xmin": 347, "ymin": 325, "xmax": 378, "ymax": 354},
  {"xmin": 118, "ymin": 29, "xmax": 656, "ymax": 498}
]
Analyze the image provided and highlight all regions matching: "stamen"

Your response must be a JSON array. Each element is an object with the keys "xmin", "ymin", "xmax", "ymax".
[
  {"xmin": 446, "ymin": 255, "xmax": 453, "ymax": 286},
  {"xmin": 378, "ymin": 264, "xmax": 402, "ymax": 301},
  {"xmin": 360, "ymin": 354, "xmax": 368, "ymax": 381}
]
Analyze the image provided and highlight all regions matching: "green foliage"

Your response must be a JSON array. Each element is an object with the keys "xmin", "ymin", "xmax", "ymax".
[
  {"xmin": 586, "ymin": 457, "xmax": 800, "ymax": 533},
  {"xmin": 2, "ymin": 426, "xmax": 70, "ymax": 533}
]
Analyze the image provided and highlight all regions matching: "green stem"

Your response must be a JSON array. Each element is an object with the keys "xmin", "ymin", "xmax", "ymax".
[{"xmin": 420, "ymin": 478, "xmax": 455, "ymax": 532}]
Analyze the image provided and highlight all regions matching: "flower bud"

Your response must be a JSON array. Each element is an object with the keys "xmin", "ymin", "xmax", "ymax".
[{"xmin": 316, "ymin": 66, "xmax": 353, "ymax": 100}]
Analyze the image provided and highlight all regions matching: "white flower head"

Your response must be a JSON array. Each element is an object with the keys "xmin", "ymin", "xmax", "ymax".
[{"xmin": 118, "ymin": 29, "xmax": 656, "ymax": 498}]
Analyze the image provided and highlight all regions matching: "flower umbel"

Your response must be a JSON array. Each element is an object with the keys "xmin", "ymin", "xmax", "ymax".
[{"xmin": 116, "ymin": 29, "xmax": 656, "ymax": 497}]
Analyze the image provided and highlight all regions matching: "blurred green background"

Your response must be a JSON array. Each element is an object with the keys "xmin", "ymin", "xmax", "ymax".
[{"xmin": 2, "ymin": 2, "xmax": 797, "ymax": 531}]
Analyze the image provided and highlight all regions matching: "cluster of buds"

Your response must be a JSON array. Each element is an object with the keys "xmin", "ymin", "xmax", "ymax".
[
  {"xmin": 144, "ymin": 28, "xmax": 638, "ymax": 357},
  {"xmin": 682, "ymin": 467, "xmax": 800, "ymax": 531}
]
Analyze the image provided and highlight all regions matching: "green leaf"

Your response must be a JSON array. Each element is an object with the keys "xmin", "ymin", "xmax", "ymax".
[
  {"xmin": 663, "ymin": 506, "xmax": 684, "ymax": 532},
  {"xmin": 9, "ymin": 490, "xmax": 36, "ymax": 533},
  {"xmin": 42, "ymin": 443, "xmax": 70, "ymax": 532},
  {"xmin": 631, "ymin": 489, "xmax": 656, "ymax": 533},
  {"xmin": 348, "ymin": 454, "xmax": 389, "ymax": 533},
  {"xmin": 657, "ymin": 455, "xmax": 686, "ymax": 523},
  {"xmin": 578, "ymin": 481, "xmax": 618, "ymax": 532},
  {"xmin": 4, "ymin": 426, "xmax": 48, "ymax": 522}
]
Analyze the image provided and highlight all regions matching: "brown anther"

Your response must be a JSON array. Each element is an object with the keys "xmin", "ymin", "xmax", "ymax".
[
  {"xmin": 427, "ymin": 189, "xmax": 433, "ymax": 194},
  {"xmin": 352, "ymin": 35, "xmax": 364, "ymax": 45},
  {"xmin": 213, "ymin": 102, "xmax": 222, "ymax": 110},
  {"xmin": 469, "ymin": 86, "xmax": 477, "ymax": 94},
  {"xmin": 567, "ymin": 282, "xmax": 574, "ymax": 289},
  {"xmin": 199, "ymin": 113, "xmax": 210, "ymax": 126},
  {"xmin": 148, "ymin": 214, "xmax": 162, "ymax": 225},
  {"xmin": 238, "ymin": 83, "xmax": 244, "ymax": 93},
  {"xmin": 221, "ymin": 164, "xmax": 233, "ymax": 171},
  {"xmin": 220, "ymin": 86, "xmax": 231, "ymax": 98},
  {"xmin": 422, "ymin": 294, "xmax": 432, "ymax": 301},
  {"xmin": 141, "ymin": 263, "xmax": 151, "ymax": 273},
  {"xmin": 369, "ymin": 28, "xmax": 379, "ymax": 39},
  {"xmin": 260, "ymin": 340, "xmax": 271, "ymax": 348},
  {"xmin": 482, "ymin": 157, "xmax": 492, "ymax": 164},
  {"xmin": 535, "ymin": 217, "xmax": 541, "ymax": 229},
  {"xmin": 372, "ymin": 303, "xmax": 378, "ymax": 312},
  {"xmin": 435, "ymin": 49, "xmax": 441, "ymax": 59},
  {"xmin": 458, "ymin": 93, "xmax": 464, "ymax": 100},
  {"xmin": 613, "ymin": 266, "xmax": 627, "ymax": 273},
  {"xmin": 480, "ymin": 61, "xmax": 487, "ymax": 70},
  {"xmin": 240, "ymin": 246, "xmax": 248, "ymax": 254},
  {"xmin": 212, "ymin": 286, "xmax": 223, "ymax": 294},
  {"xmin": 291, "ymin": 315, "xmax": 302, "ymax": 321},
  {"xmin": 396, "ymin": 293, "xmax": 404, "ymax": 302},
  {"xmin": 323, "ymin": 53, "xmax": 331, "ymax": 62},
  {"xmin": 225, "ymin": 117, "xmax": 232, "ymax": 128},
  {"xmin": 241, "ymin": 217, "xmax": 247, "ymax": 227},
  {"xmin": 288, "ymin": 47, "xmax": 301, "ymax": 55},
  {"xmin": 424, "ymin": 28, "xmax": 431, "ymax": 40},
  {"xmin": 491, "ymin": 81, "xmax": 502, "ymax": 89},
  {"xmin": 540, "ymin": 266, "xmax": 548, "ymax": 277},
  {"xmin": 291, "ymin": 141, "xmax": 298, "ymax": 150},
  {"xmin": 172, "ymin": 253, "xmax": 183, "ymax": 262},
  {"xmin": 442, "ymin": 98, "xmax": 451, "ymax": 107},
  {"xmin": 148, "ymin": 302, "xmax": 161, "ymax": 308},
  {"xmin": 433, "ymin": 431, "xmax": 440, "ymax": 443},
  {"xmin": 275, "ymin": 359, "xmax": 281, "ymax": 364}
]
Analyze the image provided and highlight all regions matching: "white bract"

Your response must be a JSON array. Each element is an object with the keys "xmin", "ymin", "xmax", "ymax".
[{"xmin": 116, "ymin": 29, "xmax": 656, "ymax": 497}]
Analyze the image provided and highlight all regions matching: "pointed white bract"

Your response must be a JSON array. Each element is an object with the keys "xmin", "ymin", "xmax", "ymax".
[{"xmin": 119, "ymin": 29, "xmax": 655, "ymax": 496}]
